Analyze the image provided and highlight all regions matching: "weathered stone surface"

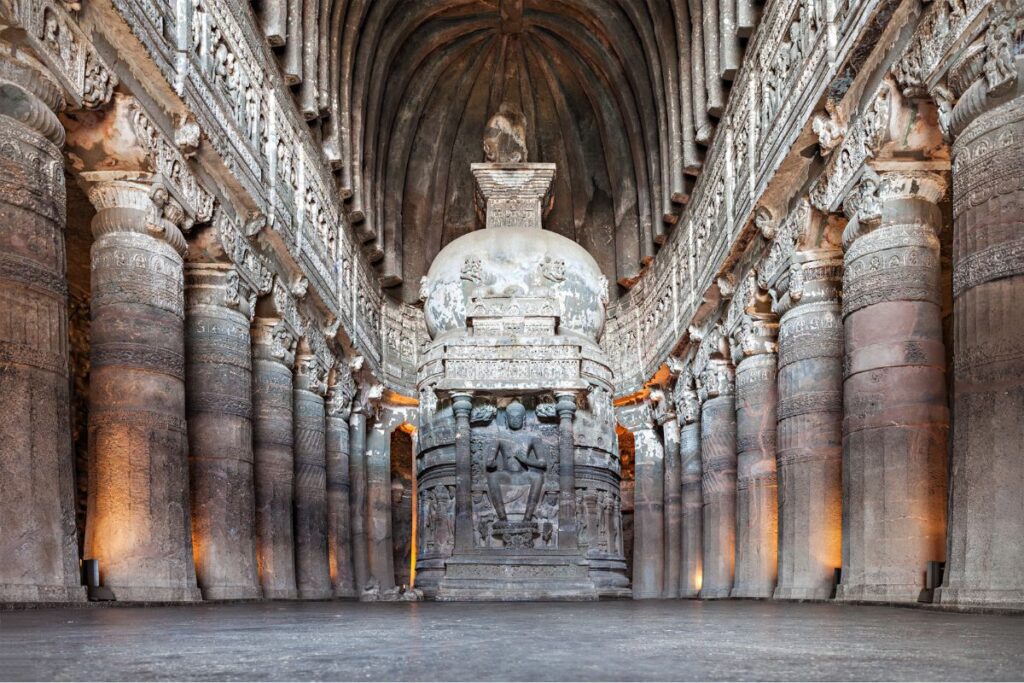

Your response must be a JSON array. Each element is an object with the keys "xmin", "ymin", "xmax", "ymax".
[
  {"xmin": 348, "ymin": 405, "xmax": 370, "ymax": 593},
  {"xmin": 679, "ymin": 412, "xmax": 704, "ymax": 598},
  {"xmin": 294, "ymin": 351, "xmax": 331, "ymax": 599},
  {"xmin": 0, "ymin": 47, "xmax": 83, "ymax": 603},
  {"xmin": 84, "ymin": 177, "xmax": 200, "ymax": 602},
  {"xmin": 622, "ymin": 404, "xmax": 664, "ymax": 600},
  {"xmin": 659, "ymin": 410, "xmax": 682, "ymax": 599},
  {"xmin": 184, "ymin": 264, "xmax": 260, "ymax": 600},
  {"xmin": 366, "ymin": 414, "xmax": 399, "ymax": 592},
  {"xmin": 326, "ymin": 379, "xmax": 357, "ymax": 598},
  {"xmin": 699, "ymin": 361, "xmax": 736, "ymax": 600}
]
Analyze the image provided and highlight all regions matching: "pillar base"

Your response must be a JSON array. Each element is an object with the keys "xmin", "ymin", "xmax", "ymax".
[
  {"xmin": 0, "ymin": 584, "xmax": 87, "ymax": 603},
  {"xmin": 262, "ymin": 587, "xmax": 299, "ymax": 600},
  {"xmin": 333, "ymin": 587, "xmax": 358, "ymax": 599},
  {"xmin": 835, "ymin": 583, "xmax": 927, "ymax": 604},
  {"xmin": 680, "ymin": 588, "xmax": 701, "ymax": 598},
  {"xmin": 773, "ymin": 585, "xmax": 832, "ymax": 601},
  {"xmin": 731, "ymin": 583, "xmax": 775, "ymax": 599},
  {"xmin": 298, "ymin": 587, "xmax": 334, "ymax": 600},
  {"xmin": 107, "ymin": 586, "xmax": 203, "ymax": 603},
  {"xmin": 935, "ymin": 586, "xmax": 1024, "ymax": 611},
  {"xmin": 200, "ymin": 585, "xmax": 264, "ymax": 601},
  {"xmin": 699, "ymin": 587, "xmax": 732, "ymax": 599}
]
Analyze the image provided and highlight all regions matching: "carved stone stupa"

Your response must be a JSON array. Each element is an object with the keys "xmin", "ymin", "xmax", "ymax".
[{"xmin": 415, "ymin": 106, "xmax": 627, "ymax": 600}]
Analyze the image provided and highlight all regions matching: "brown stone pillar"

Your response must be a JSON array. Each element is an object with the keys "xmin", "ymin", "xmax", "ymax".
[
  {"xmin": 366, "ymin": 415, "xmax": 397, "ymax": 590},
  {"xmin": 838, "ymin": 170, "xmax": 949, "ymax": 603},
  {"xmin": 294, "ymin": 350, "xmax": 332, "ymax": 599},
  {"xmin": 656, "ymin": 395, "xmax": 682, "ymax": 599},
  {"xmin": 774, "ymin": 252, "xmax": 844, "ymax": 600},
  {"xmin": 677, "ymin": 384, "xmax": 703, "ymax": 597},
  {"xmin": 349, "ymin": 402, "xmax": 370, "ymax": 591},
  {"xmin": 326, "ymin": 380, "xmax": 357, "ymax": 597},
  {"xmin": 0, "ymin": 48, "xmax": 84, "ymax": 602},
  {"xmin": 732, "ymin": 327, "xmax": 779, "ymax": 598},
  {"xmin": 937, "ymin": 37, "xmax": 1024, "ymax": 609},
  {"xmin": 184, "ymin": 263, "xmax": 261, "ymax": 600},
  {"xmin": 621, "ymin": 403, "xmax": 664, "ymax": 599},
  {"xmin": 83, "ymin": 177, "xmax": 200, "ymax": 602},
  {"xmin": 699, "ymin": 359, "xmax": 736, "ymax": 599},
  {"xmin": 251, "ymin": 317, "xmax": 298, "ymax": 599},
  {"xmin": 451, "ymin": 392, "xmax": 475, "ymax": 554}
]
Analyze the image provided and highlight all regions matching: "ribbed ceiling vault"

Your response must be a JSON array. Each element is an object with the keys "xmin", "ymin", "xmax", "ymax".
[{"xmin": 293, "ymin": 0, "xmax": 759, "ymax": 303}]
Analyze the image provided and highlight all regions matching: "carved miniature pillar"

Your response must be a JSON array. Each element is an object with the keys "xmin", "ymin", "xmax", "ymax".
[
  {"xmin": 774, "ymin": 250, "xmax": 844, "ymax": 600},
  {"xmin": 326, "ymin": 382, "xmax": 357, "ymax": 598},
  {"xmin": 555, "ymin": 391, "xmax": 579, "ymax": 549},
  {"xmin": 731, "ymin": 322, "xmax": 780, "ymax": 599},
  {"xmin": 366, "ymin": 414, "xmax": 397, "ymax": 590},
  {"xmin": 451, "ymin": 392, "xmax": 475, "ymax": 554},
  {"xmin": 294, "ymin": 350, "xmax": 332, "ymax": 599},
  {"xmin": 251, "ymin": 317, "xmax": 298, "ymax": 599},
  {"xmin": 83, "ymin": 177, "xmax": 200, "ymax": 602},
  {"xmin": 621, "ymin": 403, "xmax": 664, "ymax": 599},
  {"xmin": 678, "ymin": 385, "xmax": 704, "ymax": 597},
  {"xmin": 938, "ymin": 28, "xmax": 1024, "ymax": 609},
  {"xmin": 0, "ymin": 47, "xmax": 84, "ymax": 602},
  {"xmin": 656, "ymin": 395, "xmax": 682, "ymax": 599},
  {"xmin": 698, "ymin": 359, "xmax": 737, "ymax": 599},
  {"xmin": 184, "ymin": 263, "xmax": 261, "ymax": 600},
  {"xmin": 838, "ymin": 170, "xmax": 949, "ymax": 603},
  {"xmin": 348, "ymin": 401, "xmax": 370, "ymax": 591}
]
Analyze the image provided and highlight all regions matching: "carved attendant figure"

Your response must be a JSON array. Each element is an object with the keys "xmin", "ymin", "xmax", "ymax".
[{"xmin": 483, "ymin": 401, "xmax": 548, "ymax": 522}]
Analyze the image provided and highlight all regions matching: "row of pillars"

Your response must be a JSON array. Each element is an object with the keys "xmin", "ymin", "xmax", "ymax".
[{"xmin": 0, "ymin": 49, "xmax": 396, "ymax": 602}]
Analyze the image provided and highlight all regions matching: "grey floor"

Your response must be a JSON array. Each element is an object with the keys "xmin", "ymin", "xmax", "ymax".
[{"xmin": 1, "ymin": 600, "xmax": 1022, "ymax": 681}]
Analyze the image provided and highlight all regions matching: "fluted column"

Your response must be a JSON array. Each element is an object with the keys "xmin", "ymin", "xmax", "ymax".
[
  {"xmin": 732, "ymin": 320, "xmax": 779, "ymax": 599},
  {"xmin": 620, "ymin": 402, "xmax": 664, "ymax": 599},
  {"xmin": 937, "ymin": 27, "xmax": 1024, "ymax": 609},
  {"xmin": 774, "ymin": 250, "xmax": 844, "ymax": 600},
  {"xmin": 184, "ymin": 263, "xmax": 261, "ymax": 600},
  {"xmin": 451, "ymin": 392, "xmax": 475, "ymax": 554},
  {"xmin": 349, "ymin": 402, "xmax": 370, "ymax": 591},
  {"xmin": 698, "ymin": 359, "xmax": 736, "ymax": 599},
  {"xmin": 678, "ymin": 385, "xmax": 704, "ymax": 597},
  {"xmin": 838, "ymin": 170, "xmax": 949, "ymax": 603},
  {"xmin": 294, "ymin": 350, "xmax": 331, "ymax": 599},
  {"xmin": 0, "ymin": 46, "xmax": 84, "ymax": 602},
  {"xmin": 366, "ymin": 414, "xmax": 397, "ymax": 590},
  {"xmin": 326, "ymin": 380, "xmax": 357, "ymax": 598},
  {"xmin": 83, "ymin": 177, "xmax": 200, "ymax": 602},
  {"xmin": 555, "ymin": 391, "xmax": 580, "ymax": 549},
  {"xmin": 251, "ymin": 317, "xmax": 298, "ymax": 599},
  {"xmin": 655, "ymin": 393, "xmax": 682, "ymax": 598}
]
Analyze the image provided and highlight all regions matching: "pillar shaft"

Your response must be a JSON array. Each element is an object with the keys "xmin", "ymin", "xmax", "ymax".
[
  {"xmin": 366, "ymin": 420, "xmax": 396, "ymax": 590},
  {"xmin": 349, "ymin": 408, "xmax": 370, "ymax": 591},
  {"xmin": 680, "ymin": 413, "xmax": 703, "ymax": 597},
  {"xmin": 661, "ymin": 415, "xmax": 682, "ymax": 598},
  {"xmin": 839, "ymin": 172, "xmax": 948, "ymax": 603},
  {"xmin": 629, "ymin": 406, "xmax": 665, "ymax": 599},
  {"xmin": 0, "ymin": 51, "xmax": 84, "ymax": 602},
  {"xmin": 326, "ymin": 391, "xmax": 356, "ymax": 597},
  {"xmin": 452, "ymin": 393, "xmax": 474, "ymax": 554},
  {"xmin": 556, "ymin": 392, "xmax": 579, "ymax": 549},
  {"xmin": 294, "ymin": 353, "xmax": 331, "ymax": 598},
  {"xmin": 732, "ymin": 352, "xmax": 779, "ymax": 598},
  {"xmin": 699, "ymin": 362, "xmax": 736, "ymax": 599},
  {"xmin": 252, "ymin": 318, "xmax": 297, "ymax": 599},
  {"xmin": 938, "ymin": 57, "xmax": 1024, "ymax": 608},
  {"xmin": 84, "ymin": 178, "xmax": 200, "ymax": 602},
  {"xmin": 775, "ymin": 257, "xmax": 844, "ymax": 600},
  {"xmin": 184, "ymin": 264, "xmax": 260, "ymax": 600}
]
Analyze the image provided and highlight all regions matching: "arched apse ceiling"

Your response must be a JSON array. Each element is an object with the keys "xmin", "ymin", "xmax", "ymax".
[{"xmin": 295, "ymin": 0, "xmax": 760, "ymax": 303}]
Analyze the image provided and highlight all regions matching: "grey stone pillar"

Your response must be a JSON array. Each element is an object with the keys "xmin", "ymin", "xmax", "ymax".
[
  {"xmin": 838, "ymin": 170, "xmax": 949, "ymax": 604},
  {"xmin": 555, "ymin": 391, "xmax": 580, "ymax": 549},
  {"xmin": 732, "ymin": 324, "xmax": 779, "ymax": 599},
  {"xmin": 452, "ymin": 392, "xmax": 475, "ymax": 554},
  {"xmin": 326, "ymin": 380, "xmax": 357, "ymax": 597},
  {"xmin": 184, "ymin": 263, "xmax": 261, "ymax": 600},
  {"xmin": 366, "ymin": 414, "xmax": 397, "ymax": 590},
  {"xmin": 83, "ymin": 177, "xmax": 200, "ymax": 602},
  {"xmin": 698, "ymin": 359, "xmax": 736, "ymax": 599},
  {"xmin": 294, "ymin": 351, "xmax": 331, "ymax": 599},
  {"xmin": 937, "ymin": 34, "xmax": 1024, "ymax": 609},
  {"xmin": 349, "ymin": 402, "xmax": 370, "ymax": 591},
  {"xmin": 621, "ymin": 403, "xmax": 664, "ymax": 599},
  {"xmin": 655, "ymin": 393, "xmax": 682, "ymax": 599},
  {"xmin": 0, "ymin": 49, "xmax": 84, "ymax": 602},
  {"xmin": 677, "ymin": 384, "xmax": 703, "ymax": 597},
  {"xmin": 251, "ymin": 317, "xmax": 298, "ymax": 599},
  {"xmin": 774, "ymin": 251, "xmax": 844, "ymax": 600}
]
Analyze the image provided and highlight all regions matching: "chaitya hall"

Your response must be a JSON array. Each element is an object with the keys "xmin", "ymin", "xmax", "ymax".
[{"xmin": 1, "ymin": 0, "xmax": 1023, "ymax": 677}]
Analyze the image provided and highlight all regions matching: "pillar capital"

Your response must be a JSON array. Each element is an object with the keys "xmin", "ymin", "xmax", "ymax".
[
  {"xmin": 616, "ymin": 400, "xmax": 654, "ymax": 433},
  {"xmin": 0, "ymin": 44, "xmax": 65, "ymax": 145},
  {"xmin": 450, "ymin": 391, "xmax": 475, "ymax": 418},
  {"xmin": 184, "ymin": 263, "xmax": 259, "ymax": 320},
  {"xmin": 84, "ymin": 174, "xmax": 191, "ymax": 257},
  {"xmin": 554, "ymin": 390, "xmax": 578, "ymax": 419},
  {"xmin": 252, "ymin": 317, "xmax": 297, "ymax": 367},
  {"xmin": 698, "ymin": 358, "xmax": 735, "ymax": 402},
  {"xmin": 842, "ymin": 168, "xmax": 949, "ymax": 249},
  {"xmin": 326, "ymin": 365, "xmax": 357, "ymax": 421},
  {"xmin": 295, "ymin": 351, "xmax": 328, "ymax": 396}
]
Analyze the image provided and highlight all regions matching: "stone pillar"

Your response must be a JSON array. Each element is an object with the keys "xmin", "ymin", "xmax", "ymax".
[
  {"xmin": 774, "ymin": 251, "xmax": 844, "ymax": 600},
  {"xmin": 937, "ymin": 31, "xmax": 1024, "ymax": 609},
  {"xmin": 251, "ymin": 317, "xmax": 298, "ymax": 599},
  {"xmin": 294, "ymin": 350, "xmax": 332, "ymax": 599},
  {"xmin": 838, "ymin": 170, "xmax": 949, "ymax": 603},
  {"xmin": 698, "ymin": 359, "xmax": 737, "ymax": 599},
  {"xmin": 655, "ymin": 394, "xmax": 682, "ymax": 599},
  {"xmin": 451, "ymin": 392, "xmax": 475, "ymax": 554},
  {"xmin": 349, "ymin": 402, "xmax": 370, "ymax": 591},
  {"xmin": 184, "ymin": 263, "xmax": 261, "ymax": 600},
  {"xmin": 555, "ymin": 391, "xmax": 579, "ymax": 549},
  {"xmin": 366, "ymin": 414, "xmax": 397, "ymax": 590},
  {"xmin": 621, "ymin": 403, "xmax": 664, "ymax": 599},
  {"xmin": 83, "ymin": 177, "xmax": 200, "ymax": 602},
  {"xmin": 678, "ymin": 384, "xmax": 704, "ymax": 597},
  {"xmin": 326, "ymin": 380, "xmax": 357, "ymax": 597},
  {"xmin": 731, "ymin": 322, "xmax": 779, "ymax": 599},
  {"xmin": 0, "ymin": 47, "xmax": 84, "ymax": 602}
]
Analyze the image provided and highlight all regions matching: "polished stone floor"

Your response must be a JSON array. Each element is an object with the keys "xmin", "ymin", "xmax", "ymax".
[{"xmin": 1, "ymin": 600, "xmax": 1022, "ymax": 681}]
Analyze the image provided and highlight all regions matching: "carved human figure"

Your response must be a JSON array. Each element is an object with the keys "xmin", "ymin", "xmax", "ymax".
[{"xmin": 483, "ymin": 401, "xmax": 549, "ymax": 522}]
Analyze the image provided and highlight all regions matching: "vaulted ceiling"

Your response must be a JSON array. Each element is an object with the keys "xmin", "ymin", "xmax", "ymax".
[{"xmin": 301, "ymin": 0, "xmax": 759, "ymax": 303}]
